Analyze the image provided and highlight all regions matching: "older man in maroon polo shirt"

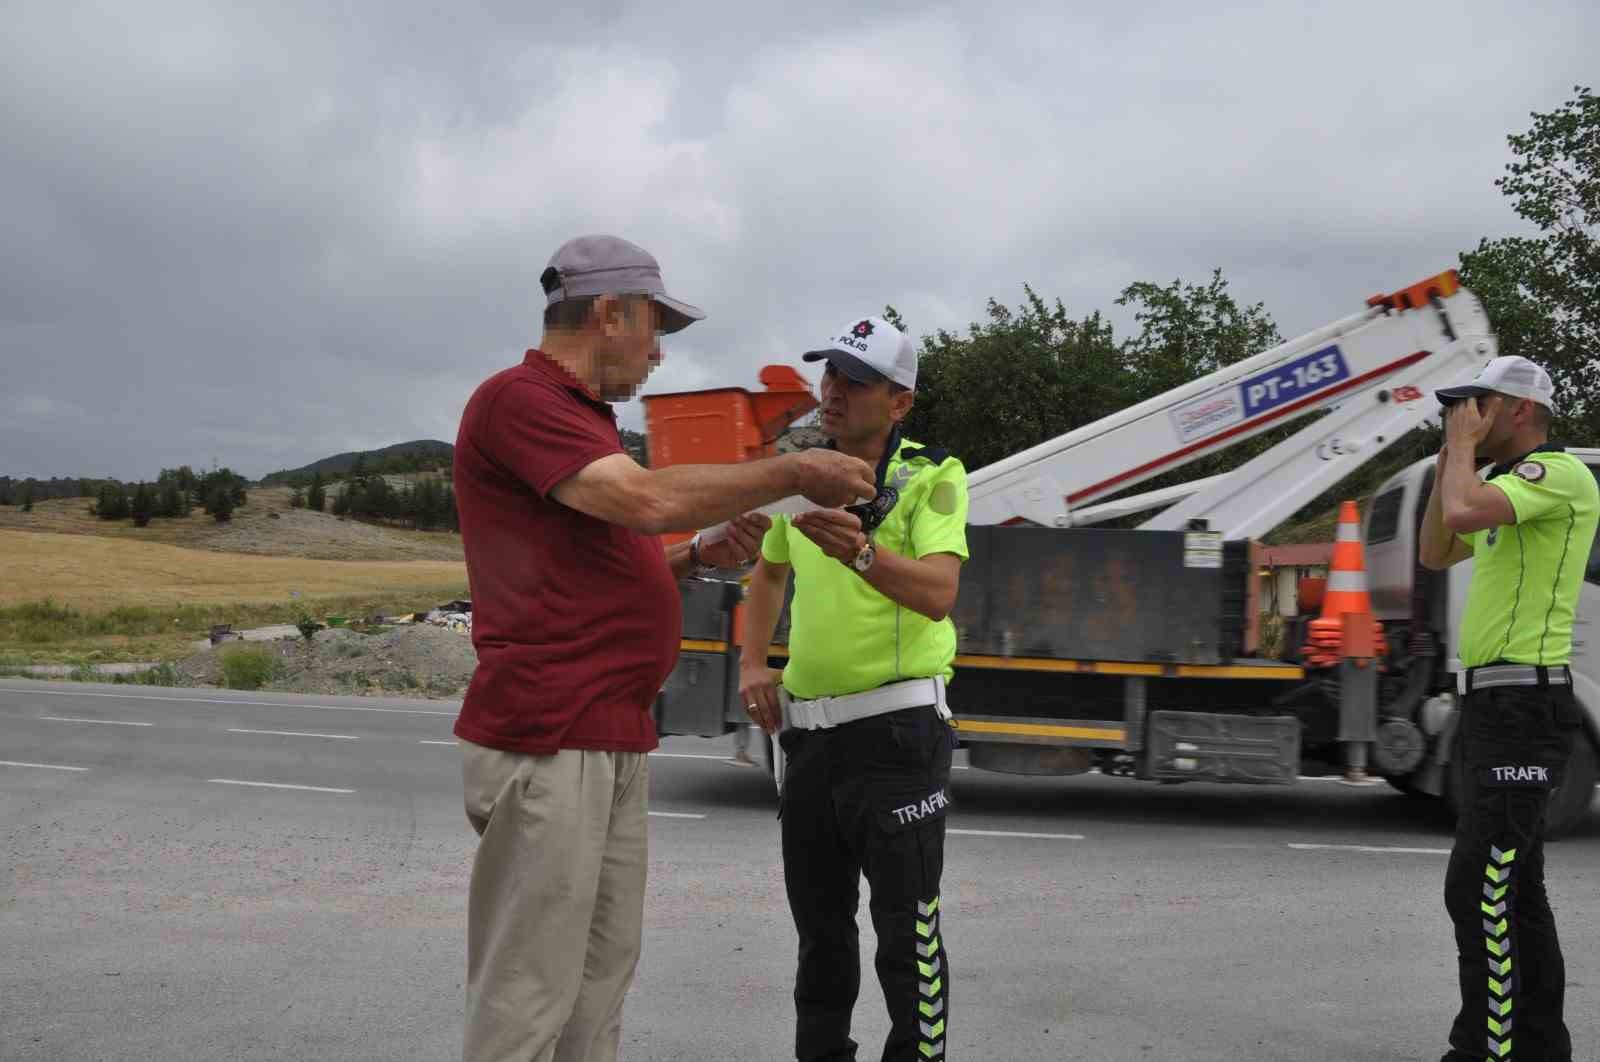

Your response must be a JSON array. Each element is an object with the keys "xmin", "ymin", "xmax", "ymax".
[{"xmin": 451, "ymin": 234, "xmax": 874, "ymax": 1062}]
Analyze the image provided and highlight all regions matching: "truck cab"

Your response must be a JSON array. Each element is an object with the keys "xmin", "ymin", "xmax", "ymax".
[{"xmin": 1364, "ymin": 448, "xmax": 1600, "ymax": 834}]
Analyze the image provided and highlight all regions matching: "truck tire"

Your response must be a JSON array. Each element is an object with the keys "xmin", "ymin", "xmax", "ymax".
[{"xmin": 1545, "ymin": 735, "xmax": 1599, "ymax": 840}]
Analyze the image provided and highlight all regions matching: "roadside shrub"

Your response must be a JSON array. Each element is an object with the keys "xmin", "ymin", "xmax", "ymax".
[
  {"xmin": 220, "ymin": 645, "xmax": 276, "ymax": 690},
  {"xmin": 1258, "ymin": 613, "xmax": 1286, "ymax": 660},
  {"xmin": 113, "ymin": 664, "xmax": 180, "ymax": 687}
]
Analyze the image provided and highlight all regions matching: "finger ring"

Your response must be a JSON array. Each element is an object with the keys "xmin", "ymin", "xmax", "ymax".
[{"xmin": 746, "ymin": 703, "xmax": 759, "ymax": 711}]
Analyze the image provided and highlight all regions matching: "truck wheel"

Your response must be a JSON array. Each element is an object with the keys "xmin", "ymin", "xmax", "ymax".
[{"xmin": 1545, "ymin": 735, "xmax": 1599, "ymax": 840}]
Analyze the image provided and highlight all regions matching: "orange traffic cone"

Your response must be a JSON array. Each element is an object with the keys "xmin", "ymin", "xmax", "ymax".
[
  {"xmin": 1318, "ymin": 501, "xmax": 1373, "ymax": 621},
  {"xmin": 1301, "ymin": 501, "xmax": 1387, "ymax": 668}
]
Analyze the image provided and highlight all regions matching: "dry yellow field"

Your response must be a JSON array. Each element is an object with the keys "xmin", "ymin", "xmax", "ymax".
[{"xmin": 0, "ymin": 529, "xmax": 467, "ymax": 609}]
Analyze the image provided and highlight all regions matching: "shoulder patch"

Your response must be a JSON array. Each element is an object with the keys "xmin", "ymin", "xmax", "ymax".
[
  {"xmin": 1514, "ymin": 461, "xmax": 1547, "ymax": 483},
  {"xmin": 930, "ymin": 480, "xmax": 958, "ymax": 516}
]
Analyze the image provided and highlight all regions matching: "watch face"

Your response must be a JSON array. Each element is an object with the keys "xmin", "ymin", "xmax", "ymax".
[{"xmin": 854, "ymin": 545, "xmax": 875, "ymax": 571}]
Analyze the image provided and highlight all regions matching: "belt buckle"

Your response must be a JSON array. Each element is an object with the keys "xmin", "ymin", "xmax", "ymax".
[{"xmin": 815, "ymin": 697, "xmax": 839, "ymax": 729}]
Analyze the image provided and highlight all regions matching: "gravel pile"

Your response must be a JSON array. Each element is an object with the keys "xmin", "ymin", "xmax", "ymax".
[{"xmin": 175, "ymin": 624, "xmax": 476, "ymax": 699}]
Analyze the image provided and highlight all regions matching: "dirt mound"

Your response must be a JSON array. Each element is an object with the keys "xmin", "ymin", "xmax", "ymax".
[{"xmin": 175, "ymin": 623, "xmax": 476, "ymax": 698}]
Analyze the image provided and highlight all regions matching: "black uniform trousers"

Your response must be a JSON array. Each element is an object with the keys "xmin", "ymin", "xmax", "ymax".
[
  {"xmin": 1442, "ymin": 679, "xmax": 1580, "ymax": 1062},
  {"xmin": 780, "ymin": 704, "xmax": 954, "ymax": 1062}
]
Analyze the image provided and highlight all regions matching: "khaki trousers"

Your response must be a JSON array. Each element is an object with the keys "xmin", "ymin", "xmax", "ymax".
[{"xmin": 461, "ymin": 741, "xmax": 649, "ymax": 1062}]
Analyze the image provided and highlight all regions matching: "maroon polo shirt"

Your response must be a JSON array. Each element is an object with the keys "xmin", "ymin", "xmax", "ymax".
[{"xmin": 452, "ymin": 349, "xmax": 680, "ymax": 754}]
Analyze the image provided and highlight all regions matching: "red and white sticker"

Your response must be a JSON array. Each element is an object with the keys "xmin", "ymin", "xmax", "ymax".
[
  {"xmin": 1514, "ymin": 461, "xmax": 1547, "ymax": 482},
  {"xmin": 1391, "ymin": 385, "xmax": 1425, "ymax": 404}
]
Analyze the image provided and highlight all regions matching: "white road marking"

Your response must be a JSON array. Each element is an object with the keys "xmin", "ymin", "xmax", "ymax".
[
  {"xmin": 647, "ymin": 752, "xmax": 972, "ymax": 767},
  {"xmin": 228, "ymin": 728, "xmax": 359, "ymax": 740},
  {"xmin": 0, "ymin": 759, "xmax": 91, "ymax": 772},
  {"xmin": 207, "ymin": 779, "xmax": 355, "ymax": 794},
  {"xmin": 419, "ymin": 740, "xmax": 458, "ymax": 746},
  {"xmin": 1288, "ymin": 842, "xmax": 1450, "ymax": 855},
  {"xmin": 647, "ymin": 811, "xmax": 707, "ymax": 819},
  {"xmin": 5, "ymin": 688, "xmax": 454, "ymax": 716},
  {"xmin": 949, "ymin": 828, "xmax": 1084, "ymax": 840},
  {"xmin": 40, "ymin": 716, "xmax": 152, "ymax": 727}
]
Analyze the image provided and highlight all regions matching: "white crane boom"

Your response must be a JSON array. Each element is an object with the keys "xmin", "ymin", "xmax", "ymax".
[{"xmin": 964, "ymin": 271, "xmax": 1496, "ymax": 536}]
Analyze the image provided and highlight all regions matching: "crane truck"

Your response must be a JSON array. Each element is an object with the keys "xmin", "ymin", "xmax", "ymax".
[{"xmin": 645, "ymin": 270, "xmax": 1600, "ymax": 837}]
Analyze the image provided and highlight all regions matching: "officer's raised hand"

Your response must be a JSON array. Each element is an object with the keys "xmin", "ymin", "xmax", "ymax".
[
  {"xmin": 792, "ymin": 508, "xmax": 867, "ymax": 563},
  {"xmin": 1444, "ymin": 394, "xmax": 1501, "ymax": 451},
  {"xmin": 789, "ymin": 450, "xmax": 876, "ymax": 509}
]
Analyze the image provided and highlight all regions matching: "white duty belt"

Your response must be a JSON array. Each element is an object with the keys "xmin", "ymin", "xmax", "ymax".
[
  {"xmin": 782, "ymin": 676, "xmax": 951, "ymax": 731},
  {"xmin": 1457, "ymin": 663, "xmax": 1571, "ymax": 696},
  {"xmin": 770, "ymin": 678, "xmax": 951, "ymax": 794}
]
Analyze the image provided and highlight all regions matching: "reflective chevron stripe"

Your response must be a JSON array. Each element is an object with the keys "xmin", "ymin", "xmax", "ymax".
[
  {"xmin": 1484, "ymin": 846, "xmax": 1517, "ymax": 1059},
  {"xmin": 914, "ymin": 894, "xmax": 946, "ymax": 1059}
]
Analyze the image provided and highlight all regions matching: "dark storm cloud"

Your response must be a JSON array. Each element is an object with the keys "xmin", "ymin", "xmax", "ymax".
[{"xmin": 1, "ymin": 0, "xmax": 1593, "ymax": 479}]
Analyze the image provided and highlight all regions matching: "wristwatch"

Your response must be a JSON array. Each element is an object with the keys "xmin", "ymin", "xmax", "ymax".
[
  {"xmin": 851, "ymin": 542, "xmax": 877, "ymax": 574},
  {"xmin": 688, "ymin": 532, "xmax": 717, "ymax": 577}
]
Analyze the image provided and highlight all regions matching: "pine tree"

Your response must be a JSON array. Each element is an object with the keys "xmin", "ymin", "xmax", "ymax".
[
  {"xmin": 20, "ymin": 481, "xmax": 34, "ymax": 513},
  {"xmin": 130, "ymin": 483, "xmax": 155, "ymax": 527},
  {"xmin": 307, "ymin": 471, "xmax": 326, "ymax": 513},
  {"xmin": 289, "ymin": 487, "xmax": 306, "ymax": 509},
  {"xmin": 208, "ymin": 485, "xmax": 235, "ymax": 523},
  {"xmin": 157, "ymin": 480, "xmax": 185, "ymax": 518},
  {"xmin": 97, "ymin": 483, "xmax": 129, "ymax": 520}
]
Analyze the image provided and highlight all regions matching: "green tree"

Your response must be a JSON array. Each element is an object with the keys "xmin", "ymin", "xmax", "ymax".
[
  {"xmin": 897, "ymin": 270, "xmax": 1280, "ymax": 479},
  {"xmin": 207, "ymin": 485, "xmax": 235, "ymax": 522},
  {"xmin": 96, "ymin": 483, "xmax": 129, "ymax": 520},
  {"xmin": 130, "ymin": 483, "xmax": 155, "ymax": 527},
  {"xmin": 0, "ymin": 479, "xmax": 13, "ymax": 506},
  {"xmin": 19, "ymin": 481, "xmax": 33, "ymax": 513},
  {"xmin": 289, "ymin": 487, "xmax": 306, "ymax": 509},
  {"xmin": 1116, "ymin": 269, "xmax": 1282, "ymax": 397},
  {"xmin": 1459, "ymin": 84, "xmax": 1598, "ymax": 441},
  {"xmin": 899, "ymin": 288, "xmax": 1131, "ymax": 471},
  {"xmin": 307, "ymin": 471, "xmax": 326, "ymax": 513},
  {"xmin": 156, "ymin": 479, "xmax": 190, "ymax": 518}
]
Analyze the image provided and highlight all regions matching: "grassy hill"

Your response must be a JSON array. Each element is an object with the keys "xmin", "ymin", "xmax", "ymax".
[
  {"xmin": 260, "ymin": 440, "xmax": 453, "ymax": 483},
  {"xmin": 260, "ymin": 427, "xmax": 651, "ymax": 484},
  {"xmin": 0, "ymin": 485, "xmax": 464, "ymax": 562}
]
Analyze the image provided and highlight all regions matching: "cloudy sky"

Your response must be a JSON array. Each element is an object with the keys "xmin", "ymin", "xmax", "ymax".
[{"xmin": 2, "ymin": 0, "xmax": 1593, "ymax": 481}]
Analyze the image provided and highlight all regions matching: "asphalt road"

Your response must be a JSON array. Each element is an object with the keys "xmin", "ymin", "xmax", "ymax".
[{"xmin": 3, "ymin": 679, "xmax": 1597, "ymax": 1062}]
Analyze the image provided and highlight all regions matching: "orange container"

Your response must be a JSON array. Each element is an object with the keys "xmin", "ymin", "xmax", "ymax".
[
  {"xmin": 1297, "ymin": 576, "xmax": 1327, "ymax": 616},
  {"xmin": 642, "ymin": 365, "xmax": 819, "ymax": 545}
]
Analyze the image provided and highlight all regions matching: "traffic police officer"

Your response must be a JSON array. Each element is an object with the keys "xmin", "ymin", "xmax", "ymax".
[
  {"xmin": 740, "ymin": 316, "xmax": 968, "ymax": 1062},
  {"xmin": 1420, "ymin": 355, "xmax": 1597, "ymax": 1062}
]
